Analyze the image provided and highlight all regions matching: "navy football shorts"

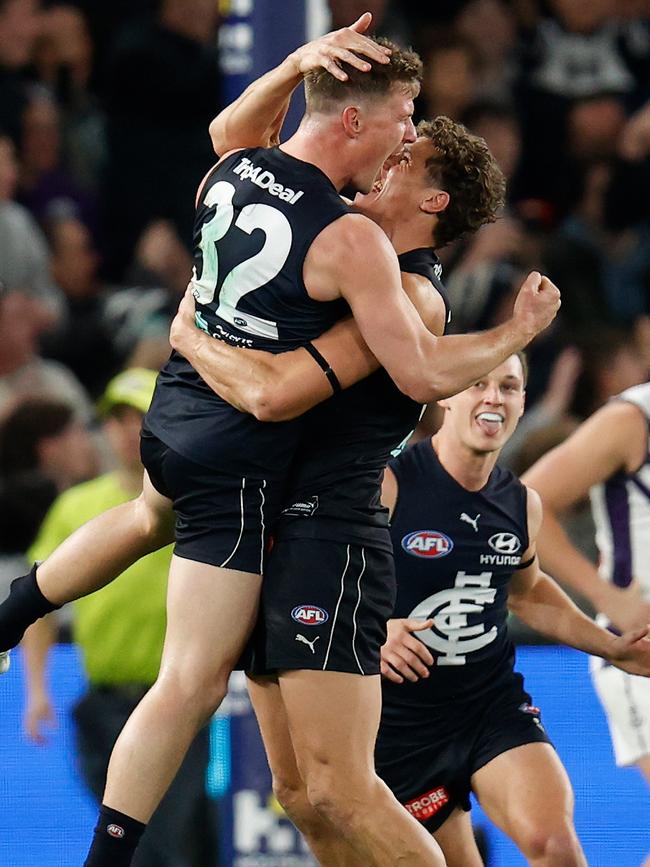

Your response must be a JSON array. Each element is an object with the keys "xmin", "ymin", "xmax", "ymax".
[
  {"xmin": 249, "ymin": 537, "xmax": 396, "ymax": 675},
  {"xmin": 375, "ymin": 676, "xmax": 553, "ymax": 832},
  {"xmin": 141, "ymin": 428, "xmax": 283, "ymax": 574}
]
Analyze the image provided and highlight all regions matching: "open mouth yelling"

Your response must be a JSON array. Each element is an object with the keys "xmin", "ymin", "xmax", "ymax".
[
  {"xmin": 371, "ymin": 148, "xmax": 412, "ymax": 193},
  {"xmin": 475, "ymin": 411, "xmax": 504, "ymax": 436}
]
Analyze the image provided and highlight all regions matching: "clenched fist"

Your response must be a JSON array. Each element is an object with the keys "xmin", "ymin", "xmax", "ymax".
[{"xmin": 513, "ymin": 271, "xmax": 561, "ymax": 343}]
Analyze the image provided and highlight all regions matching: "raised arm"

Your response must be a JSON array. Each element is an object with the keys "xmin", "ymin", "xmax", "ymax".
[
  {"xmin": 522, "ymin": 399, "xmax": 650, "ymax": 632},
  {"xmin": 209, "ymin": 13, "xmax": 391, "ymax": 154},
  {"xmin": 507, "ymin": 488, "xmax": 650, "ymax": 676},
  {"xmin": 308, "ymin": 215, "xmax": 560, "ymax": 404}
]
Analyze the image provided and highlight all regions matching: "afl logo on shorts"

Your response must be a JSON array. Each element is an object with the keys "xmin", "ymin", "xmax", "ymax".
[
  {"xmin": 488, "ymin": 532, "xmax": 521, "ymax": 554},
  {"xmin": 291, "ymin": 605, "xmax": 329, "ymax": 626},
  {"xmin": 107, "ymin": 824, "xmax": 125, "ymax": 839},
  {"xmin": 402, "ymin": 531, "xmax": 453, "ymax": 559}
]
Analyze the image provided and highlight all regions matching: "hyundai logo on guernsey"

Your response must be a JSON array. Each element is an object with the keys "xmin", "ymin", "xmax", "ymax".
[
  {"xmin": 233, "ymin": 157, "xmax": 304, "ymax": 204},
  {"xmin": 291, "ymin": 605, "xmax": 329, "ymax": 626},
  {"xmin": 402, "ymin": 530, "xmax": 453, "ymax": 559},
  {"xmin": 480, "ymin": 531, "xmax": 522, "ymax": 566}
]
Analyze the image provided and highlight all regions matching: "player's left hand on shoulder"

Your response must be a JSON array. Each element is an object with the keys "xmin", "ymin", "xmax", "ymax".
[
  {"xmin": 608, "ymin": 624, "xmax": 650, "ymax": 677},
  {"xmin": 380, "ymin": 618, "xmax": 434, "ymax": 684}
]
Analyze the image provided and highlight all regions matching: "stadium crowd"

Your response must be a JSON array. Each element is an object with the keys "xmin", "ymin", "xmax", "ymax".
[{"xmin": 0, "ymin": 0, "xmax": 649, "ymax": 859}]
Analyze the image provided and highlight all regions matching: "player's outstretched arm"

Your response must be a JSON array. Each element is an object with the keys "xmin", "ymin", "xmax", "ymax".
[
  {"xmin": 209, "ymin": 13, "xmax": 391, "ymax": 154},
  {"xmin": 522, "ymin": 400, "xmax": 650, "ymax": 632},
  {"xmin": 509, "ymin": 489, "xmax": 650, "ymax": 676},
  {"xmin": 312, "ymin": 216, "xmax": 560, "ymax": 404}
]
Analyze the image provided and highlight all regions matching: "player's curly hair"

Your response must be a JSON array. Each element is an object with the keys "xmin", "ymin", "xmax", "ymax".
[
  {"xmin": 305, "ymin": 38, "xmax": 422, "ymax": 114},
  {"xmin": 418, "ymin": 116, "xmax": 506, "ymax": 248}
]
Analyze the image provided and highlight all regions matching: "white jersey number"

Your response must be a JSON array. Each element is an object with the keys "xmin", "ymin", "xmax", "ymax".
[{"xmin": 191, "ymin": 180, "xmax": 293, "ymax": 340}]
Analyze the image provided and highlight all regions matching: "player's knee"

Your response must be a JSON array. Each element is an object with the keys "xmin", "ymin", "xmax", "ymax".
[
  {"xmin": 272, "ymin": 774, "xmax": 312, "ymax": 822},
  {"xmin": 519, "ymin": 823, "xmax": 582, "ymax": 864},
  {"xmin": 304, "ymin": 763, "xmax": 371, "ymax": 830},
  {"xmin": 153, "ymin": 665, "xmax": 229, "ymax": 722}
]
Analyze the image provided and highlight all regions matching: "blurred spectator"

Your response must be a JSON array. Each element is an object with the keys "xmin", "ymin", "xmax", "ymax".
[
  {"xmin": 0, "ymin": 287, "xmax": 95, "ymax": 421},
  {"xmin": 463, "ymin": 101, "xmax": 522, "ymax": 185},
  {"xmin": 455, "ymin": 0, "xmax": 518, "ymax": 104},
  {"xmin": 17, "ymin": 91, "xmax": 98, "ymax": 233},
  {"xmin": 420, "ymin": 33, "xmax": 479, "ymax": 121},
  {"xmin": 515, "ymin": 0, "xmax": 643, "ymax": 212},
  {"xmin": 0, "ymin": 130, "xmax": 63, "ymax": 317},
  {"xmin": 570, "ymin": 326, "xmax": 648, "ymax": 418},
  {"xmin": 31, "ymin": 5, "xmax": 106, "ymax": 192},
  {"xmin": 0, "ymin": 0, "xmax": 41, "ymax": 144},
  {"xmin": 605, "ymin": 99, "xmax": 650, "ymax": 232},
  {"xmin": 39, "ymin": 215, "xmax": 189, "ymax": 394},
  {"xmin": 543, "ymin": 151, "xmax": 650, "ymax": 326},
  {"xmin": 0, "ymin": 398, "xmax": 96, "ymax": 489},
  {"xmin": 20, "ymin": 368, "xmax": 218, "ymax": 867},
  {"xmin": 39, "ymin": 216, "xmax": 120, "ymax": 396},
  {"xmin": 102, "ymin": 0, "xmax": 221, "ymax": 278},
  {"xmin": 115, "ymin": 219, "xmax": 194, "ymax": 372},
  {"xmin": 0, "ymin": 471, "xmax": 56, "ymax": 602}
]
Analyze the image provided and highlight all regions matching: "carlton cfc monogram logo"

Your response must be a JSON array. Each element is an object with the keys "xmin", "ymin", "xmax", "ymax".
[{"xmin": 402, "ymin": 530, "xmax": 453, "ymax": 559}]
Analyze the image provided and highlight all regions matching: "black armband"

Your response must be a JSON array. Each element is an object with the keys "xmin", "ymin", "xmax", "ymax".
[
  {"xmin": 303, "ymin": 343, "xmax": 342, "ymax": 395},
  {"xmin": 516, "ymin": 555, "xmax": 537, "ymax": 570}
]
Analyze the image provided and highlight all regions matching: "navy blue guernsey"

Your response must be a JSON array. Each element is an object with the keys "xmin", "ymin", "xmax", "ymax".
[
  {"xmin": 278, "ymin": 248, "xmax": 450, "ymax": 550},
  {"xmin": 383, "ymin": 439, "xmax": 530, "ymax": 714},
  {"xmin": 145, "ymin": 147, "xmax": 350, "ymax": 478}
]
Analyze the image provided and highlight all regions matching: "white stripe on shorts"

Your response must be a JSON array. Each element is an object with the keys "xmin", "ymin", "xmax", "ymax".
[
  {"xmin": 259, "ymin": 480, "xmax": 267, "ymax": 574},
  {"xmin": 351, "ymin": 547, "xmax": 367, "ymax": 675},
  {"xmin": 323, "ymin": 544, "xmax": 351, "ymax": 671},
  {"xmin": 220, "ymin": 477, "xmax": 246, "ymax": 568}
]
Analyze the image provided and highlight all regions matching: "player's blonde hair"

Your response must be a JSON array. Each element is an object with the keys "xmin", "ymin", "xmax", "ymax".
[{"xmin": 304, "ymin": 38, "xmax": 422, "ymax": 114}]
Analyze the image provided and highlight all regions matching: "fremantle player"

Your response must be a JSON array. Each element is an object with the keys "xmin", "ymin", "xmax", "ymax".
[
  {"xmin": 524, "ymin": 383, "xmax": 650, "ymax": 867},
  {"xmin": 373, "ymin": 357, "xmax": 650, "ymax": 867},
  {"xmin": 0, "ymin": 21, "xmax": 558, "ymax": 867}
]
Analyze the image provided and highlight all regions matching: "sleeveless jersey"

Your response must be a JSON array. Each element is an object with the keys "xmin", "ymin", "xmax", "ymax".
[
  {"xmin": 145, "ymin": 147, "xmax": 350, "ymax": 478},
  {"xmin": 589, "ymin": 382, "xmax": 650, "ymax": 608},
  {"xmin": 383, "ymin": 438, "xmax": 530, "ymax": 713},
  {"xmin": 278, "ymin": 248, "xmax": 450, "ymax": 550}
]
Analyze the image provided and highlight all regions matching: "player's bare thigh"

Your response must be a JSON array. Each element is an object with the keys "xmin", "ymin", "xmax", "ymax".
[
  {"xmin": 432, "ymin": 807, "xmax": 483, "ymax": 867},
  {"xmin": 471, "ymin": 743, "xmax": 584, "ymax": 864}
]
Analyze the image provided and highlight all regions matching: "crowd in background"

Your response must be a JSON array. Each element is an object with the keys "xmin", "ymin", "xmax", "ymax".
[{"xmin": 0, "ymin": 0, "xmax": 649, "ymax": 607}]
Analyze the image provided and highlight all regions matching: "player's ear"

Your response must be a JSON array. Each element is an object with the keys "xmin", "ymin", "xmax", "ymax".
[
  {"xmin": 420, "ymin": 189, "xmax": 449, "ymax": 215},
  {"xmin": 341, "ymin": 105, "xmax": 362, "ymax": 138}
]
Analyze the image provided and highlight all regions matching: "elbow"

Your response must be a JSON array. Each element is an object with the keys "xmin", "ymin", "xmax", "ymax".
[
  {"xmin": 396, "ymin": 374, "xmax": 447, "ymax": 405},
  {"xmin": 249, "ymin": 384, "xmax": 295, "ymax": 423},
  {"xmin": 209, "ymin": 118, "xmax": 226, "ymax": 156}
]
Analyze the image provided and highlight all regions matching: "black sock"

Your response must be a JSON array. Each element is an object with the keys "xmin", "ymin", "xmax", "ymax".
[
  {"xmin": 84, "ymin": 805, "xmax": 146, "ymax": 867},
  {"xmin": 0, "ymin": 564, "xmax": 60, "ymax": 652}
]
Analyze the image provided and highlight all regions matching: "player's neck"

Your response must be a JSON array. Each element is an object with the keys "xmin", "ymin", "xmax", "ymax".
[
  {"xmin": 431, "ymin": 434, "xmax": 499, "ymax": 492},
  {"xmin": 380, "ymin": 215, "xmax": 435, "ymax": 255},
  {"xmin": 280, "ymin": 125, "xmax": 363, "ymax": 192}
]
